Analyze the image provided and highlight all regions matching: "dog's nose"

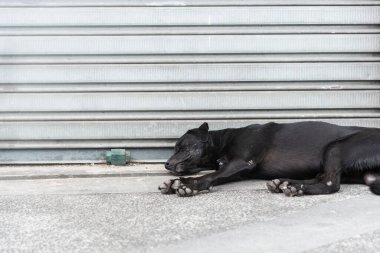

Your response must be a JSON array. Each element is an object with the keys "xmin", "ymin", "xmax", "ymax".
[{"xmin": 165, "ymin": 162, "xmax": 174, "ymax": 170}]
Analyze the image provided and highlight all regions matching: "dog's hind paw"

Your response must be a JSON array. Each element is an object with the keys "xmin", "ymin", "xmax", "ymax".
[
  {"xmin": 266, "ymin": 179, "xmax": 282, "ymax": 193},
  {"xmin": 279, "ymin": 181, "xmax": 304, "ymax": 197}
]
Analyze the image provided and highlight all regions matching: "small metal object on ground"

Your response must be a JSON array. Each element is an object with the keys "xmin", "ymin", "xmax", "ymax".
[{"xmin": 106, "ymin": 149, "xmax": 130, "ymax": 166}]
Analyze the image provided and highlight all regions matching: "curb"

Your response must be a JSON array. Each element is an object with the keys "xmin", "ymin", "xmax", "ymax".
[{"xmin": 0, "ymin": 164, "xmax": 211, "ymax": 181}]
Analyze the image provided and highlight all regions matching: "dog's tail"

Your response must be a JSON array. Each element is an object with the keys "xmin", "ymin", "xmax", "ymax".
[{"xmin": 369, "ymin": 179, "xmax": 380, "ymax": 195}]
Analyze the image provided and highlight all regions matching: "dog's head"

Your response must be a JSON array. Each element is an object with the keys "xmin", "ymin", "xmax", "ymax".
[{"xmin": 165, "ymin": 122, "xmax": 212, "ymax": 175}]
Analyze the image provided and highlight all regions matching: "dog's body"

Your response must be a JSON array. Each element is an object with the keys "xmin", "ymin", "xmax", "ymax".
[{"xmin": 159, "ymin": 121, "xmax": 380, "ymax": 197}]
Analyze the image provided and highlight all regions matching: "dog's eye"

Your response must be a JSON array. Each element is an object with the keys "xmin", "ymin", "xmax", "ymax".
[{"xmin": 175, "ymin": 146, "xmax": 186, "ymax": 152}]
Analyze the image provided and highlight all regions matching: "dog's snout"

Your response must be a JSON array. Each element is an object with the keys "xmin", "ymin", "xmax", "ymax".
[{"xmin": 165, "ymin": 162, "xmax": 174, "ymax": 170}]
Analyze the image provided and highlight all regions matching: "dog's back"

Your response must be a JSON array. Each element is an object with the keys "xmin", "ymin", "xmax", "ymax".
[{"xmin": 247, "ymin": 122, "xmax": 360, "ymax": 179}]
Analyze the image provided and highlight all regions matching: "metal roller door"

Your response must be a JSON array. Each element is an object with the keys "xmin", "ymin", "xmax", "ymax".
[{"xmin": 0, "ymin": 0, "xmax": 379, "ymax": 163}]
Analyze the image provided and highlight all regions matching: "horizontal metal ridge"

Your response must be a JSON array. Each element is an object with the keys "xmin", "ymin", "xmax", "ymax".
[
  {"xmin": 0, "ymin": 0, "xmax": 379, "ymax": 7},
  {"xmin": 0, "ymin": 90, "xmax": 379, "ymax": 112},
  {"xmin": 1, "ymin": 35, "xmax": 379, "ymax": 55},
  {"xmin": 0, "ymin": 110, "xmax": 379, "ymax": 121},
  {"xmin": 1, "ymin": 81, "xmax": 379, "ymax": 93},
  {"xmin": 1, "ymin": 6, "xmax": 379, "ymax": 26},
  {"xmin": 0, "ymin": 63, "xmax": 379, "ymax": 83},
  {"xmin": 2, "ymin": 26, "xmax": 379, "ymax": 36},
  {"xmin": 0, "ymin": 118, "xmax": 379, "ymax": 142},
  {"xmin": 1, "ymin": 54, "xmax": 380, "ymax": 65},
  {"xmin": 0, "ymin": 140, "xmax": 175, "ymax": 149},
  {"xmin": 0, "ymin": 149, "xmax": 171, "ymax": 163}
]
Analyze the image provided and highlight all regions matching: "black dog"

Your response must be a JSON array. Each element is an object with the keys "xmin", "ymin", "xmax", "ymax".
[{"xmin": 158, "ymin": 121, "xmax": 380, "ymax": 197}]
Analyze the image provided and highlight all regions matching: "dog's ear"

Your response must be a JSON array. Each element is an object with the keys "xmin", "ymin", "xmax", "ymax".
[
  {"xmin": 198, "ymin": 122, "xmax": 209, "ymax": 142},
  {"xmin": 199, "ymin": 122, "xmax": 209, "ymax": 132},
  {"xmin": 187, "ymin": 122, "xmax": 209, "ymax": 142}
]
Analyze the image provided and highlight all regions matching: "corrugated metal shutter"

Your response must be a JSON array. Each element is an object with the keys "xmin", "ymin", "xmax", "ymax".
[{"xmin": 1, "ymin": 0, "xmax": 379, "ymax": 163}]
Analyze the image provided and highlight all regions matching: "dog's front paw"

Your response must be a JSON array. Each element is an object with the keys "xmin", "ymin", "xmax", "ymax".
[
  {"xmin": 159, "ymin": 178, "xmax": 210, "ymax": 197},
  {"xmin": 158, "ymin": 179, "xmax": 179, "ymax": 194},
  {"xmin": 173, "ymin": 178, "xmax": 202, "ymax": 197},
  {"xmin": 279, "ymin": 181, "xmax": 304, "ymax": 197},
  {"xmin": 158, "ymin": 178, "xmax": 198, "ymax": 196},
  {"xmin": 175, "ymin": 181, "xmax": 199, "ymax": 197}
]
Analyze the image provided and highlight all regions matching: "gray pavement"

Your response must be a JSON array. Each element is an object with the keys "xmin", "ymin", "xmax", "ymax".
[{"xmin": 0, "ymin": 164, "xmax": 379, "ymax": 252}]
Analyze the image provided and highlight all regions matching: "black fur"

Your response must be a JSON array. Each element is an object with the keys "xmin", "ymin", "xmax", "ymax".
[
  {"xmin": 161, "ymin": 121, "xmax": 380, "ymax": 197},
  {"xmin": 369, "ymin": 180, "xmax": 380, "ymax": 195}
]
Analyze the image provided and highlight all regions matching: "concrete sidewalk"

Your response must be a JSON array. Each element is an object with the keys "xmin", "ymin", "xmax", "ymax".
[{"xmin": 0, "ymin": 164, "xmax": 379, "ymax": 253}]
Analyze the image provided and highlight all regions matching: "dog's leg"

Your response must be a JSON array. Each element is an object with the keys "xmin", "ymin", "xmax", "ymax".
[
  {"xmin": 162, "ymin": 159, "xmax": 256, "ymax": 197},
  {"xmin": 276, "ymin": 145, "xmax": 342, "ymax": 196}
]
